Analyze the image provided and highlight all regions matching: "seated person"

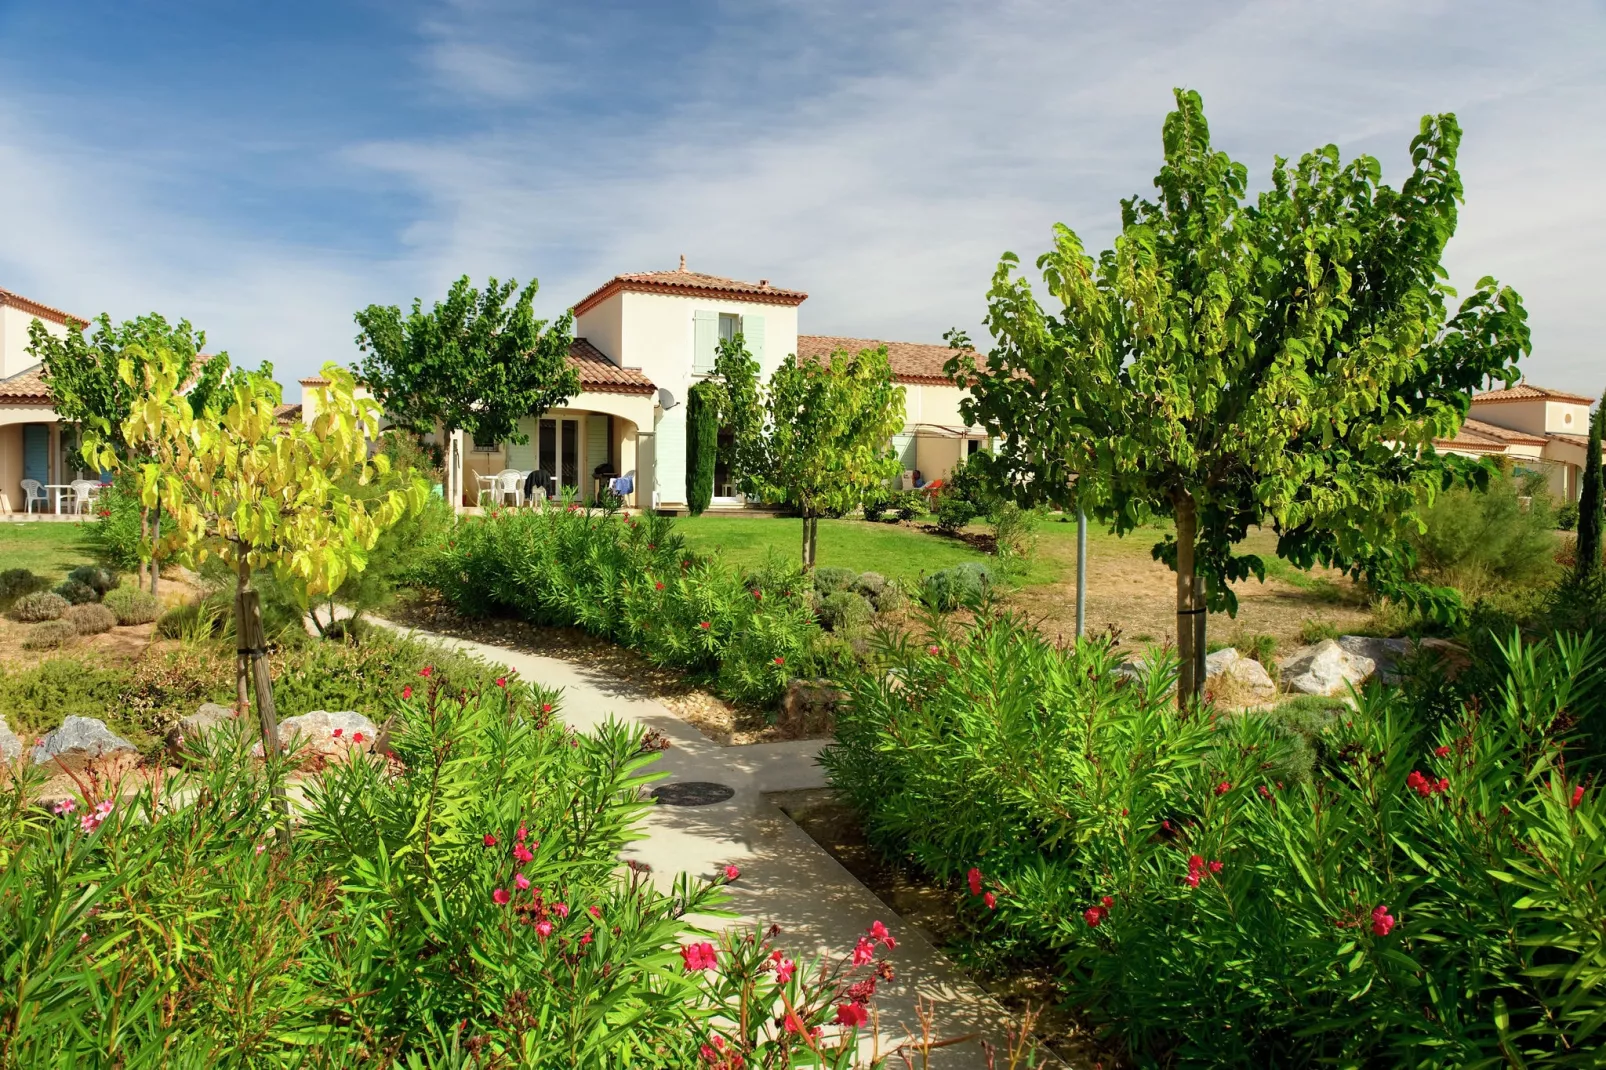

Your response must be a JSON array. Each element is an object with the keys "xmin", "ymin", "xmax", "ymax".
[{"xmin": 911, "ymin": 469, "xmax": 924, "ymax": 489}]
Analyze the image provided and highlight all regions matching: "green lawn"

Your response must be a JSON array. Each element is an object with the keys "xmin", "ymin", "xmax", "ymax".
[
  {"xmin": 675, "ymin": 515, "xmax": 989, "ymax": 582},
  {"xmin": 0, "ymin": 522, "xmax": 101, "ymax": 584}
]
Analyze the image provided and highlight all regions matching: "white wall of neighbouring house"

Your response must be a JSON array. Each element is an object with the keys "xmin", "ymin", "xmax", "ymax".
[
  {"xmin": 1544, "ymin": 400, "xmax": 1593, "ymax": 435},
  {"xmin": 1470, "ymin": 399, "xmax": 1548, "ymax": 436}
]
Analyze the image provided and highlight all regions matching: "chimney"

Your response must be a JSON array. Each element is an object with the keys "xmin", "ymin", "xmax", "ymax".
[
  {"xmin": 759, "ymin": 279, "xmax": 768, "ymax": 287},
  {"xmin": 678, "ymin": 254, "xmax": 686, "ymax": 272}
]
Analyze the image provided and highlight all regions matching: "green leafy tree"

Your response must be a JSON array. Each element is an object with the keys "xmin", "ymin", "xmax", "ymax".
[
  {"xmin": 1576, "ymin": 394, "xmax": 1604, "ymax": 580},
  {"xmin": 29, "ymin": 312, "xmax": 231, "ymax": 594},
  {"xmin": 711, "ymin": 335, "xmax": 767, "ymax": 498},
  {"xmin": 354, "ymin": 276, "xmax": 579, "ymax": 510},
  {"xmin": 750, "ymin": 346, "xmax": 905, "ymax": 568},
  {"xmin": 952, "ymin": 90, "xmax": 1530, "ymax": 704},
  {"xmin": 685, "ymin": 381, "xmax": 719, "ymax": 516}
]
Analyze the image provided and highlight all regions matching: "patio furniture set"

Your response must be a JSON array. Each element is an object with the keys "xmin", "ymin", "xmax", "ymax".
[
  {"xmin": 19, "ymin": 478, "xmax": 107, "ymax": 515},
  {"xmin": 473, "ymin": 468, "xmax": 635, "ymax": 508}
]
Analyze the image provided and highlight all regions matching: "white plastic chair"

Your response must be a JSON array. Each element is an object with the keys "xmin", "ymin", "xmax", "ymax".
[
  {"xmin": 494, "ymin": 469, "xmax": 523, "ymax": 507},
  {"xmin": 474, "ymin": 473, "xmax": 497, "ymax": 507},
  {"xmin": 20, "ymin": 479, "xmax": 47, "ymax": 514},
  {"xmin": 70, "ymin": 480, "xmax": 99, "ymax": 514}
]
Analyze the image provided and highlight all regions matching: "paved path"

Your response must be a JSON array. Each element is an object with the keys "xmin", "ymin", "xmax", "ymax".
[{"xmin": 370, "ymin": 617, "xmax": 1037, "ymax": 1067}]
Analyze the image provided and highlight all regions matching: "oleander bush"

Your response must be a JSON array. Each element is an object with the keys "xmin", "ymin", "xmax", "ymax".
[
  {"xmin": 0, "ymin": 677, "xmax": 905, "ymax": 1066},
  {"xmin": 21, "ymin": 619, "xmax": 79, "ymax": 651},
  {"xmin": 64, "ymin": 602, "xmax": 117, "ymax": 635},
  {"xmin": 823, "ymin": 611, "xmax": 1606, "ymax": 1066},
  {"xmin": 11, "ymin": 591, "xmax": 68, "ymax": 622},
  {"xmin": 102, "ymin": 585, "xmax": 161, "ymax": 625},
  {"xmin": 428, "ymin": 506, "xmax": 820, "ymax": 708}
]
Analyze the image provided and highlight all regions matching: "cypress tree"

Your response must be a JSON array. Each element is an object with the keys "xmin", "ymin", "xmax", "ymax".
[
  {"xmin": 686, "ymin": 381, "xmax": 719, "ymax": 516},
  {"xmin": 1576, "ymin": 391, "xmax": 1604, "ymax": 579}
]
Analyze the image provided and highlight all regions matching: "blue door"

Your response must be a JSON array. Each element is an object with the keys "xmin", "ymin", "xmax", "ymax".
[{"xmin": 23, "ymin": 424, "xmax": 49, "ymax": 487}]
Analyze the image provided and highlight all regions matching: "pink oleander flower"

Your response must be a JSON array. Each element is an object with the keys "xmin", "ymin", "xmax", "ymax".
[
  {"xmin": 1215, "ymin": 781, "xmax": 1230, "ymax": 795},
  {"xmin": 579, "ymin": 931, "xmax": 593, "ymax": 946},
  {"xmin": 1084, "ymin": 906, "xmax": 1105, "ymax": 927},
  {"xmin": 868, "ymin": 920, "xmax": 895, "ymax": 948},
  {"xmin": 1572, "ymin": 786, "xmax": 1586, "ymax": 809},
  {"xmin": 967, "ymin": 867, "xmax": 983, "ymax": 896},
  {"xmin": 353, "ymin": 732, "xmax": 364, "ymax": 744},
  {"xmin": 589, "ymin": 905, "xmax": 602, "ymax": 919},
  {"xmin": 552, "ymin": 902, "xmax": 569, "ymax": 918},
  {"xmin": 1371, "ymin": 904, "xmax": 1396, "ymax": 937},
  {"xmin": 495, "ymin": 677, "xmax": 507, "ymax": 688},
  {"xmin": 699, "ymin": 621, "xmax": 711, "ymax": 630},
  {"xmin": 536, "ymin": 919, "xmax": 553, "ymax": 938},
  {"xmin": 834, "ymin": 1002, "xmax": 868, "ymax": 1028},
  {"xmin": 515, "ymin": 873, "xmax": 530, "ymax": 891},
  {"xmin": 724, "ymin": 864, "xmax": 741, "ymax": 881},
  {"xmin": 255, "ymin": 842, "xmax": 266, "ymax": 855},
  {"xmin": 332, "ymin": 728, "xmax": 343, "ymax": 737},
  {"xmin": 680, "ymin": 942, "xmax": 718, "ymax": 971},
  {"xmin": 1434, "ymin": 745, "xmax": 1450, "ymax": 757},
  {"xmin": 513, "ymin": 843, "xmax": 534, "ymax": 864},
  {"xmin": 80, "ymin": 800, "xmax": 113, "ymax": 834},
  {"xmin": 402, "ymin": 685, "xmax": 413, "ymax": 700},
  {"xmin": 1208, "ymin": 860, "xmax": 1223, "ymax": 874},
  {"xmin": 516, "ymin": 824, "xmax": 528, "ymax": 843},
  {"xmin": 928, "ymin": 644, "xmax": 940, "ymax": 656},
  {"xmin": 420, "ymin": 666, "xmax": 433, "ymax": 678},
  {"xmin": 770, "ymin": 949, "xmax": 797, "ymax": 983},
  {"xmin": 984, "ymin": 891, "xmax": 997, "ymax": 910},
  {"xmin": 52, "ymin": 799, "xmax": 76, "ymax": 815},
  {"xmin": 541, "ymin": 703, "xmax": 553, "ymax": 714},
  {"xmin": 852, "ymin": 936, "xmax": 875, "ymax": 966},
  {"xmin": 492, "ymin": 888, "xmax": 511, "ymax": 906},
  {"xmin": 483, "ymin": 833, "xmax": 497, "ymax": 847},
  {"xmin": 773, "ymin": 656, "xmax": 784, "ymax": 666},
  {"xmin": 1101, "ymin": 895, "xmax": 1114, "ymax": 908}
]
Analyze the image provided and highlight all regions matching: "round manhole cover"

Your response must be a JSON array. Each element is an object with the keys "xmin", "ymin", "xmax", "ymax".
[{"xmin": 651, "ymin": 781, "xmax": 735, "ymax": 806}]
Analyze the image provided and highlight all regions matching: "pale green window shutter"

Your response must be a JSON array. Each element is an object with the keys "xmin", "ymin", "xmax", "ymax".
[
  {"xmin": 741, "ymin": 313, "xmax": 764, "ymax": 366},
  {"xmin": 891, "ymin": 433, "xmax": 916, "ymax": 469},
  {"xmin": 586, "ymin": 415, "xmax": 610, "ymax": 473},
  {"xmin": 693, "ymin": 310, "xmax": 717, "ymax": 374}
]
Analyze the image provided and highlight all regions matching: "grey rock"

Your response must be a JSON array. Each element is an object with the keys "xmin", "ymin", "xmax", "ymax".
[
  {"xmin": 1204, "ymin": 648, "xmax": 1279, "ymax": 708},
  {"xmin": 1337, "ymin": 636, "xmax": 1413, "ymax": 684},
  {"xmin": 167, "ymin": 701, "xmax": 239, "ymax": 751},
  {"xmin": 256, "ymin": 710, "xmax": 377, "ymax": 765},
  {"xmin": 32, "ymin": 716, "xmax": 138, "ymax": 769},
  {"xmin": 0, "ymin": 715, "xmax": 20, "ymax": 762},
  {"xmin": 1280, "ymin": 639, "xmax": 1376, "ymax": 697}
]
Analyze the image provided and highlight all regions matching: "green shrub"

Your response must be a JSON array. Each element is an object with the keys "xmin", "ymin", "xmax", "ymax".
[
  {"xmin": 920, "ymin": 561, "xmax": 996, "ymax": 611},
  {"xmin": 823, "ymin": 612, "xmax": 1606, "ymax": 1065},
  {"xmin": 0, "ymin": 568, "xmax": 46, "ymax": 603},
  {"xmin": 890, "ymin": 488, "xmax": 924, "ymax": 522},
  {"xmin": 861, "ymin": 488, "xmax": 892, "ymax": 522},
  {"xmin": 812, "ymin": 566, "xmax": 856, "ymax": 595},
  {"xmin": 816, "ymin": 590, "xmax": 873, "ymax": 634},
  {"xmin": 429, "ymin": 509, "xmax": 820, "ymax": 707},
  {"xmin": 852, "ymin": 571, "xmax": 904, "ymax": 613},
  {"xmin": 933, "ymin": 492, "xmax": 980, "ymax": 535},
  {"xmin": 932, "ymin": 452, "xmax": 1000, "ymax": 534},
  {"xmin": 685, "ymin": 380, "xmax": 719, "ymax": 516},
  {"xmin": 65, "ymin": 602, "xmax": 117, "ymax": 635},
  {"xmin": 89, "ymin": 475, "xmax": 151, "ymax": 572},
  {"xmin": 67, "ymin": 564, "xmax": 118, "ymax": 596},
  {"xmin": 0, "ymin": 678, "xmax": 902, "ymax": 1064},
  {"xmin": 1232, "ymin": 633, "xmax": 1279, "ymax": 666},
  {"xmin": 53, "ymin": 579, "xmax": 97, "ymax": 605},
  {"xmin": 0, "ymin": 659, "xmax": 133, "ymax": 738},
  {"xmin": 12, "ymin": 591, "xmax": 69, "ymax": 622},
  {"xmin": 22, "ymin": 619, "xmax": 79, "ymax": 650},
  {"xmin": 1298, "ymin": 618, "xmax": 1339, "ymax": 645},
  {"xmin": 1410, "ymin": 462, "xmax": 1560, "ymax": 594},
  {"xmin": 103, "ymin": 585, "xmax": 161, "ymax": 625},
  {"xmin": 1558, "ymin": 500, "xmax": 1580, "ymax": 531}
]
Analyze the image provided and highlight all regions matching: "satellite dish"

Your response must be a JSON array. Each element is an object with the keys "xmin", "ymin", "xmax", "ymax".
[{"xmin": 658, "ymin": 388, "xmax": 678, "ymax": 410}]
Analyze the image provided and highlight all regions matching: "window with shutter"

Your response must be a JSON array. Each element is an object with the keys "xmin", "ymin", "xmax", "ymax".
[
  {"xmin": 693, "ymin": 310, "xmax": 717, "ymax": 374},
  {"xmin": 741, "ymin": 313, "xmax": 765, "ymax": 367}
]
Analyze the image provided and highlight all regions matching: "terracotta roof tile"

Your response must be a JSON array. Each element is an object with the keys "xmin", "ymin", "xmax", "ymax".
[
  {"xmin": 573, "ymin": 262, "xmax": 806, "ymax": 317},
  {"xmin": 795, "ymin": 335, "xmax": 973, "ymax": 386},
  {"xmin": 0, "ymin": 287, "xmax": 85, "ymax": 327},
  {"xmin": 273, "ymin": 403, "xmax": 303, "ymax": 424},
  {"xmin": 0, "ymin": 363, "xmax": 53, "ymax": 404},
  {"xmin": 569, "ymin": 338, "xmax": 655, "ymax": 396},
  {"xmin": 1472, "ymin": 383, "xmax": 1595, "ymax": 405},
  {"xmin": 1435, "ymin": 416, "xmax": 1551, "ymax": 452}
]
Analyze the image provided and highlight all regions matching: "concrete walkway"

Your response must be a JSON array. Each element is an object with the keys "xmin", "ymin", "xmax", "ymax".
[{"xmin": 371, "ymin": 617, "xmax": 1036, "ymax": 1067}]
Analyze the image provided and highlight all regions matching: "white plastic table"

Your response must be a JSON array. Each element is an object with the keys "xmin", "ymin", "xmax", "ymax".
[{"xmin": 44, "ymin": 484, "xmax": 76, "ymax": 513}]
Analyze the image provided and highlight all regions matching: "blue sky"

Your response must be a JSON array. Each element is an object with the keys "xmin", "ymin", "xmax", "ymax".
[{"xmin": 1, "ymin": 0, "xmax": 1602, "ymax": 397}]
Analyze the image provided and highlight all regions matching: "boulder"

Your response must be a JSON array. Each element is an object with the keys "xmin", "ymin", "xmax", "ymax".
[
  {"xmin": 31, "ymin": 716, "xmax": 138, "ymax": 772},
  {"xmin": 776, "ymin": 679, "xmax": 844, "ymax": 739},
  {"xmin": 1337, "ymin": 636, "xmax": 1413, "ymax": 684},
  {"xmin": 167, "ymin": 701, "xmax": 239, "ymax": 751},
  {"xmin": 1204, "ymin": 648, "xmax": 1279, "ymax": 708},
  {"xmin": 255, "ymin": 710, "xmax": 377, "ymax": 766},
  {"xmin": 1279, "ymin": 639, "xmax": 1376, "ymax": 697},
  {"xmin": 0, "ymin": 715, "xmax": 21, "ymax": 762}
]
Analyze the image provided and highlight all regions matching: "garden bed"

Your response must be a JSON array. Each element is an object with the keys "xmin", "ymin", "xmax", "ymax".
[{"xmin": 770, "ymin": 786, "xmax": 1117, "ymax": 1069}]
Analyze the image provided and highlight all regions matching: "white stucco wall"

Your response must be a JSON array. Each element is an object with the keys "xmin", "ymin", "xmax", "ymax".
[
  {"xmin": 1469, "ymin": 399, "xmax": 1547, "ymax": 436},
  {"xmin": 0, "ymin": 306, "xmax": 69, "ymax": 378},
  {"xmin": 1545, "ymin": 401, "xmax": 1592, "ymax": 434},
  {"xmin": 903, "ymin": 382, "xmax": 971, "ymax": 428},
  {"xmin": 574, "ymin": 292, "xmax": 626, "ymax": 367}
]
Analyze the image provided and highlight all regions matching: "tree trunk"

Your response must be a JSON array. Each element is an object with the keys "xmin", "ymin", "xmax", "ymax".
[
  {"xmin": 235, "ymin": 560, "xmax": 251, "ymax": 716},
  {"xmin": 808, "ymin": 516, "xmax": 819, "ymax": 569},
  {"xmin": 148, "ymin": 500, "xmax": 162, "ymax": 596},
  {"xmin": 800, "ymin": 514, "xmax": 813, "ymax": 570},
  {"xmin": 1174, "ymin": 493, "xmax": 1204, "ymax": 710},
  {"xmin": 235, "ymin": 566, "xmax": 289, "ymax": 843},
  {"xmin": 137, "ymin": 506, "xmax": 150, "ymax": 588}
]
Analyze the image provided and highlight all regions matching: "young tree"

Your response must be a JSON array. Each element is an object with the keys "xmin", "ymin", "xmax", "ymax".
[
  {"xmin": 29, "ymin": 313, "xmax": 229, "ymax": 593},
  {"xmin": 354, "ymin": 276, "xmax": 579, "ymax": 510},
  {"xmin": 685, "ymin": 380, "xmax": 719, "ymax": 516},
  {"xmin": 711, "ymin": 335, "xmax": 767, "ymax": 498},
  {"xmin": 952, "ymin": 90, "xmax": 1530, "ymax": 705},
  {"xmin": 1576, "ymin": 394, "xmax": 1604, "ymax": 581},
  {"xmin": 86, "ymin": 350, "xmax": 423, "ymax": 828},
  {"xmin": 751, "ymin": 346, "xmax": 905, "ymax": 568}
]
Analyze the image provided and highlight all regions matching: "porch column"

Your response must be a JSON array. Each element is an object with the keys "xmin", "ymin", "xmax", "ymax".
[{"xmin": 619, "ymin": 424, "xmax": 638, "ymax": 509}]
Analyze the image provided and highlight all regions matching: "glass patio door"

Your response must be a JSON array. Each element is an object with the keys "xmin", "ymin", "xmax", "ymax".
[{"xmin": 538, "ymin": 417, "xmax": 583, "ymax": 498}]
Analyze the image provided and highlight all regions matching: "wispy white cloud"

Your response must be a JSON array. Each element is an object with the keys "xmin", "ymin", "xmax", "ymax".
[{"xmin": 0, "ymin": 0, "xmax": 1601, "ymax": 394}]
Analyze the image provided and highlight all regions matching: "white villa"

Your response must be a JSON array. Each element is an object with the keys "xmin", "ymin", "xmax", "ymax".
[
  {"xmin": 0, "ymin": 288, "xmax": 81, "ymax": 515},
  {"xmin": 302, "ymin": 260, "xmax": 991, "ymax": 513},
  {"xmin": 1435, "ymin": 382, "xmax": 1600, "ymax": 502}
]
